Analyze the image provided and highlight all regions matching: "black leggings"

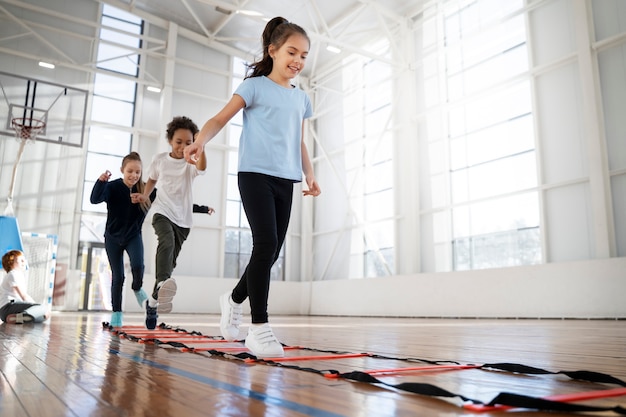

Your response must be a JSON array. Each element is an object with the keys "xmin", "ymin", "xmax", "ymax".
[{"xmin": 232, "ymin": 172, "xmax": 294, "ymax": 323}]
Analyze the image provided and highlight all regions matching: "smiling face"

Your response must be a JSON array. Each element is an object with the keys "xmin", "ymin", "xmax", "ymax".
[
  {"xmin": 121, "ymin": 159, "xmax": 142, "ymax": 188},
  {"xmin": 268, "ymin": 33, "xmax": 309, "ymax": 87},
  {"xmin": 169, "ymin": 128, "xmax": 194, "ymax": 159}
]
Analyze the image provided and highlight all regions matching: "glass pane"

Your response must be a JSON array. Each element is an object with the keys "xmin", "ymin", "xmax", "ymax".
[
  {"xmin": 365, "ymin": 105, "xmax": 390, "ymax": 135},
  {"xmin": 103, "ymin": 4, "xmax": 142, "ymax": 24},
  {"xmin": 228, "ymin": 152, "xmax": 239, "ymax": 175},
  {"xmin": 225, "ymin": 200, "xmax": 242, "ymax": 227},
  {"xmin": 93, "ymin": 73, "xmax": 136, "ymax": 102},
  {"xmin": 367, "ymin": 132, "xmax": 393, "ymax": 165},
  {"xmin": 87, "ymin": 126, "xmax": 131, "ymax": 155},
  {"xmin": 233, "ymin": 58, "xmax": 247, "ymax": 77},
  {"xmin": 225, "ymin": 229, "xmax": 239, "ymax": 252},
  {"xmin": 453, "ymin": 192, "xmax": 540, "ymax": 237},
  {"xmin": 240, "ymin": 207, "xmax": 249, "ymax": 229},
  {"xmin": 224, "ymin": 253, "xmax": 239, "ymax": 278},
  {"xmin": 226, "ymin": 174, "xmax": 240, "ymax": 200},
  {"xmin": 82, "ymin": 182, "xmax": 106, "ymax": 214},
  {"xmin": 79, "ymin": 214, "xmax": 106, "ymax": 242},
  {"xmin": 345, "ymin": 142, "xmax": 364, "ymax": 170},
  {"xmin": 452, "ymin": 237, "xmax": 471, "ymax": 271},
  {"xmin": 229, "ymin": 125, "xmax": 242, "ymax": 148},
  {"xmin": 365, "ymin": 160, "xmax": 392, "ymax": 194},
  {"xmin": 364, "ymin": 250, "xmax": 389, "ymax": 277},
  {"xmin": 365, "ymin": 80, "xmax": 392, "ymax": 112},
  {"xmin": 96, "ymin": 43, "xmax": 139, "ymax": 75},
  {"xmin": 364, "ymin": 189, "xmax": 393, "ymax": 221},
  {"xmin": 380, "ymin": 247, "xmax": 395, "ymax": 275},
  {"xmin": 448, "ymin": 82, "xmax": 531, "ymax": 137},
  {"xmin": 452, "ymin": 151, "xmax": 537, "ymax": 203},
  {"xmin": 367, "ymin": 220, "xmax": 395, "ymax": 249},
  {"xmin": 270, "ymin": 258, "xmax": 284, "ymax": 281},
  {"xmin": 91, "ymin": 96, "xmax": 134, "ymax": 126},
  {"xmin": 102, "ymin": 16, "xmax": 142, "ymax": 37},
  {"xmin": 453, "ymin": 226, "xmax": 541, "ymax": 270},
  {"xmin": 239, "ymin": 230, "xmax": 252, "ymax": 254},
  {"xmin": 84, "ymin": 153, "xmax": 123, "ymax": 185},
  {"xmin": 450, "ymin": 114, "xmax": 535, "ymax": 170},
  {"xmin": 238, "ymin": 254, "xmax": 250, "ymax": 276}
]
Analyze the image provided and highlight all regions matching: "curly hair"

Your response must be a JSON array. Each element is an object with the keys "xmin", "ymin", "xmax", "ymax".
[
  {"xmin": 246, "ymin": 16, "xmax": 310, "ymax": 79},
  {"xmin": 166, "ymin": 116, "xmax": 199, "ymax": 141},
  {"xmin": 2, "ymin": 249, "xmax": 23, "ymax": 272}
]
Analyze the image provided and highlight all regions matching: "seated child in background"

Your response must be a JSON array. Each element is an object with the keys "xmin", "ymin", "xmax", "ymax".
[{"xmin": 0, "ymin": 250, "xmax": 50, "ymax": 324}]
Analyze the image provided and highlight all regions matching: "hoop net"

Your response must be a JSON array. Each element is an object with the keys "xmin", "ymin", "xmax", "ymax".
[
  {"xmin": 12, "ymin": 117, "xmax": 46, "ymax": 142},
  {"xmin": 4, "ymin": 117, "xmax": 47, "ymax": 216}
]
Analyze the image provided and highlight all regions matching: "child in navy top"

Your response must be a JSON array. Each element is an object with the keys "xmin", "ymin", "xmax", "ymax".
[{"xmin": 90, "ymin": 151, "xmax": 155, "ymax": 327}]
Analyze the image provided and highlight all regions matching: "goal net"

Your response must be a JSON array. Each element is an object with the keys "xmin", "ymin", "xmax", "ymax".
[{"xmin": 21, "ymin": 233, "xmax": 58, "ymax": 307}]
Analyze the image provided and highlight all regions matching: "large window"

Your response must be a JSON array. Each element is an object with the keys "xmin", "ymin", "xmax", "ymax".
[
  {"xmin": 343, "ymin": 50, "xmax": 395, "ymax": 278},
  {"xmin": 419, "ymin": 0, "xmax": 541, "ymax": 271},
  {"xmin": 81, "ymin": 5, "xmax": 142, "ymax": 241}
]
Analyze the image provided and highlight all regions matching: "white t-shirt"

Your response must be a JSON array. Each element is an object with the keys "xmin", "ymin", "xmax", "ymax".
[
  {"xmin": 0, "ymin": 269, "xmax": 25, "ymax": 308},
  {"xmin": 148, "ymin": 152, "xmax": 205, "ymax": 228}
]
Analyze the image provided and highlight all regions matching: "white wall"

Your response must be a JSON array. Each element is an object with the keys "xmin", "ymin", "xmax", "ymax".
[{"xmin": 122, "ymin": 257, "xmax": 626, "ymax": 319}]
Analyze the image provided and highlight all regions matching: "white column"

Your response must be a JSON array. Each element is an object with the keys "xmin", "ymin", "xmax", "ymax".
[
  {"xmin": 394, "ymin": 19, "xmax": 421, "ymax": 274},
  {"xmin": 158, "ymin": 21, "xmax": 178, "ymax": 153},
  {"xmin": 573, "ymin": 0, "xmax": 615, "ymax": 258}
]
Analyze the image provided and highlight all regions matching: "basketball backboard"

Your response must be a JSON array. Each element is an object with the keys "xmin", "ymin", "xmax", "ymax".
[{"xmin": 0, "ymin": 71, "xmax": 88, "ymax": 147}]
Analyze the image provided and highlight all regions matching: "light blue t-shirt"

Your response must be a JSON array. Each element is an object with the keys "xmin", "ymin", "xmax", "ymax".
[{"xmin": 234, "ymin": 76, "xmax": 312, "ymax": 182}]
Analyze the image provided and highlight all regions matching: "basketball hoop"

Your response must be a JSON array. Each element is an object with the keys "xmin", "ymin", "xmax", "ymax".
[{"xmin": 12, "ymin": 117, "xmax": 46, "ymax": 142}]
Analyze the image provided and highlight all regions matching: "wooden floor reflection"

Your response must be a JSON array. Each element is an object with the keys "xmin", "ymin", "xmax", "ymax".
[{"xmin": 0, "ymin": 312, "xmax": 624, "ymax": 417}]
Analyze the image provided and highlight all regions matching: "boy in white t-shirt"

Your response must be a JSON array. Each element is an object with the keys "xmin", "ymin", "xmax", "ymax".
[
  {"xmin": 138, "ymin": 116, "xmax": 208, "ymax": 329},
  {"xmin": 0, "ymin": 250, "xmax": 49, "ymax": 324}
]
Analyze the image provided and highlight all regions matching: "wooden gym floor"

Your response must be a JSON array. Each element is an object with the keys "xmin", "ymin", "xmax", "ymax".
[{"xmin": 1, "ymin": 312, "xmax": 624, "ymax": 417}]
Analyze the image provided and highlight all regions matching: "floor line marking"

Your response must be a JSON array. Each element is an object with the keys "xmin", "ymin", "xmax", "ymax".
[{"xmin": 108, "ymin": 347, "xmax": 347, "ymax": 417}]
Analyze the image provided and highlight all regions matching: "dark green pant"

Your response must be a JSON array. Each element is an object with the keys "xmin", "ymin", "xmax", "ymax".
[{"xmin": 151, "ymin": 213, "xmax": 189, "ymax": 299}]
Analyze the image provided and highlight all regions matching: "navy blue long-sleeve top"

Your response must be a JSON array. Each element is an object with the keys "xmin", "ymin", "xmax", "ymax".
[{"xmin": 90, "ymin": 178, "xmax": 156, "ymax": 245}]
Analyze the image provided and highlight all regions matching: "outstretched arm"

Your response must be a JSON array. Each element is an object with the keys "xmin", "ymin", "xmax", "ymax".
[{"xmin": 184, "ymin": 94, "xmax": 245, "ymax": 164}]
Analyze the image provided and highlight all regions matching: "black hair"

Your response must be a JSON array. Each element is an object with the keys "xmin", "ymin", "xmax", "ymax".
[
  {"xmin": 246, "ymin": 16, "xmax": 310, "ymax": 79},
  {"xmin": 166, "ymin": 116, "xmax": 199, "ymax": 140}
]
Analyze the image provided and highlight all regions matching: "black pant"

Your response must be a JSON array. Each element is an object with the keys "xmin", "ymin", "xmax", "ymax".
[
  {"xmin": 151, "ymin": 213, "xmax": 190, "ymax": 299},
  {"xmin": 232, "ymin": 172, "xmax": 294, "ymax": 323},
  {"xmin": 105, "ymin": 234, "xmax": 145, "ymax": 312}
]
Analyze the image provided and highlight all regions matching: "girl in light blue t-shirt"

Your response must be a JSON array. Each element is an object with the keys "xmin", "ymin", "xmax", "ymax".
[{"xmin": 184, "ymin": 16, "xmax": 321, "ymax": 359}]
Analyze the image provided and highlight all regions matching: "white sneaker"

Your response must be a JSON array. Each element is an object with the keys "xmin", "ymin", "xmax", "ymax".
[
  {"xmin": 219, "ymin": 292, "xmax": 242, "ymax": 341},
  {"xmin": 245, "ymin": 323, "xmax": 284, "ymax": 358},
  {"xmin": 157, "ymin": 278, "xmax": 177, "ymax": 314}
]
